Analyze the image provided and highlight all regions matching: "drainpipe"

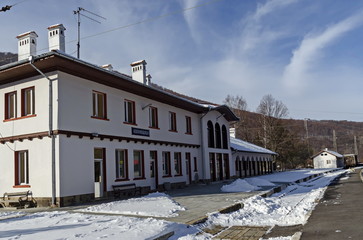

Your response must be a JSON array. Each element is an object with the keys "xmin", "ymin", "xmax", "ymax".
[{"xmin": 28, "ymin": 56, "xmax": 57, "ymax": 207}]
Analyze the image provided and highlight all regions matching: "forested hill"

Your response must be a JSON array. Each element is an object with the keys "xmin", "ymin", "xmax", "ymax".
[
  {"xmin": 0, "ymin": 52, "xmax": 17, "ymax": 66},
  {"xmin": 234, "ymin": 109, "xmax": 363, "ymax": 164}
]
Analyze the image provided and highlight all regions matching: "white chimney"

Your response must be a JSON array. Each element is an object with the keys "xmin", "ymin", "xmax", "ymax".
[
  {"xmin": 131, "ymin": 60, "xmax": 147, "ymax": 84},
  {"xmin": 101, "ymin": 64, "xmax": 113, "ymax": 71},
  {"xmin": 16, "ymin": 31, "xmax": 38, "ymax": 61},
  {"xmin": 229, "ymin": 128, "xmax": 236, "ymax": 138},
  {"xmin": 47, "ymin": 24, "xmax": 66, "ymax": 52}
]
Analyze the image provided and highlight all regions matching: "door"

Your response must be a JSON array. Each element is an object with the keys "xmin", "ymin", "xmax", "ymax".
[
  {"xmin": 94, "ymin": 148, "xmax": 105, "ymax": 198},
  {"xmin": 150, "ymin": 151, "xmax": 158, "ymax": 190},
  {"xmin": 186, "ymin": 153, "xmax": 192, "ymax": 184}
]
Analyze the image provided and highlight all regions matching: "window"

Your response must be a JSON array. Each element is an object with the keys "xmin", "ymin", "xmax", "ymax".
[
  {"xmin": 115, "ymin": 150, "xmax": 128, "ymax": 180},
  {"xmin": 133, "ymin": 150, "xmax": 144, "ymax": 179},
  {"xmin": 21, "ymin": 87, "xmax": 35, "ymax": 117},
  {"xmin": 207, "ymin": 121, "xmax": 214, "ymax": 148},
  {"xmin": 124, "ymin": 100, "xmax": 136, "ymax": 124},
  {"xmin": 149, "ymin": 106, "xmax": 158, "ymax": 128},
  {"xmin": 15, "ymin": 150, "xmax": 29, "ymax": 186},
  {"xmin": 222, "ymin": 125, "xmax": 228, "ymax": 149},
  {"xmin": 194, "ymin": 157, "xmax": 198, "ymax": 172},
  {"xmin": 215, "ymin": 123, "xmax": 221, "ymax": 148},
  {"xmin": 327, "ymin": 160, "xmax": 331, "ymax": 164},
  {"xmin": 169, "ymin": 112, "xmax": 177, "ymax": 132},
  {"xmin": 185, "ymin": 116, "xmax": 192, "ymax": 134},
  {"xmin": 5, "ymin": 91, "xmax": 17, "ymax": 120},
  {"xmin": 162, "ymin": 151, "xmax": 171, "ymax": 177},
  {"xmin": 185, "ymin": 153, "xmax": 191, "ymax": 175},
  {"xmin": 174, "ymin": 152, "xmax": 182, "ymax": 176},
  {"xmin": 92, "ymin": 91, "xmax": 107, "ymax": 119}
]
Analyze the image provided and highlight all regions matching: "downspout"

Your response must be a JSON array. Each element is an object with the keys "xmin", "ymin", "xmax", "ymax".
[{"xmin": 28, "ymin": 56, "xmax": 57, "ymax": 207}]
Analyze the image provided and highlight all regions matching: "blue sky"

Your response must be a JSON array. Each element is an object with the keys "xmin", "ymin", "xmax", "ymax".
[{"xmin": 1, "ymin": 0, "xmax": 363, "ymax": 121}]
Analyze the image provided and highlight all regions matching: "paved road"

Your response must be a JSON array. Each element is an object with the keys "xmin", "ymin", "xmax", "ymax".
[{"xmin": 300, "ymin": 169, "xmax": 363, "ymax": 240}]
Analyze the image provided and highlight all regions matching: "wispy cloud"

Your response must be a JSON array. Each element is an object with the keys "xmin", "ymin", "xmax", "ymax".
[{"xmin": 282, "ymin": 10, "xmax": 363, "ymax": 94}]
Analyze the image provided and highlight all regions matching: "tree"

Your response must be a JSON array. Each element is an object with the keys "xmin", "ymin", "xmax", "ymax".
[{"xmin": 223, "ymin": 95, "xmax": 252, "ymax": 140}]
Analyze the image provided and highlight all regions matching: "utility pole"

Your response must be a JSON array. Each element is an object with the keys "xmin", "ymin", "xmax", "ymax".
[
  {"xmin": 333, "ymin": 130, "xmax": 338, "ymax": 152},
  {"xmin": 73, "ymin": 7, "xmax": 106, "ymax": 59}
]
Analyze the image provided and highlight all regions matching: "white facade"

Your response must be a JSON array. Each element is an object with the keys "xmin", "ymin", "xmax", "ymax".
[
  {"xmin": 312, "ymin": 149, "xmax": 344, "ymax": 169},
  {"xmin": 0, "ymin": 48, "xmax": 237, "ymax": 206}
]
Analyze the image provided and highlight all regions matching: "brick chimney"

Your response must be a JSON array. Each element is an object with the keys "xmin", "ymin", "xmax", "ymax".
[{"xmin": 16, "ymin": 31, "xmax": 38, "ymax": 61}]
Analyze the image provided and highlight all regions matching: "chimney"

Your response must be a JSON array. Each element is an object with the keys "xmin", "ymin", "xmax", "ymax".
[
  {"xmin": 131, "ymin": 60, "xmax": 147, "ymax": 84},
  {"xmin": 16, "ymin": 31, "xmax": 38, "ymax": 61},
  {"xmin": 101, "ymin": 64, "xmax": 113, "ymax": 71},
  {"xmin": 229, "ymin": 128, "xmax": 236, "ymax": 138},
  {"xmin": 48, "ymin": 24, "xmax": 66, "ymax": 52}
]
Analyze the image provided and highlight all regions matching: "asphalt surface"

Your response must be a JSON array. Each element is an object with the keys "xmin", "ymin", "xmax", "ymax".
[{"xmin": 300, "ymin": 169, "xmax": 363, "ymax": 240}]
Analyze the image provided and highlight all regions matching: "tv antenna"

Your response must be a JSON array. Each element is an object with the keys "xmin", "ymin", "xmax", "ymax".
[{"xmin": 73, "ymin": 7, "xmax": 106, "ymax": 58}]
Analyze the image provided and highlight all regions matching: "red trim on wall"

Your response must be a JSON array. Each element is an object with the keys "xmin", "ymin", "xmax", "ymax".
[
  {"xmin": 102, "ymin": 148, "xmax": 107, "ymax": 192},
  {"xmin": 13, "ymin": 185, "xmax": 31, "ymax": 188},
  {"xmin": 3, "ymin": 114, "xmax": 37, "ymax": 122},
  {"xmin": 90, "ymin": 116, "xmax": 110, "ymax": 121}
]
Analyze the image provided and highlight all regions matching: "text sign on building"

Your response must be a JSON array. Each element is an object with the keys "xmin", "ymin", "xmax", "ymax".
[{"xmin": 132, "ymin": 127, "xmax": 150, "ymax": 137}]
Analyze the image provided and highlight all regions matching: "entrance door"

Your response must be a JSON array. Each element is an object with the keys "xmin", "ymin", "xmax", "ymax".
[
  {"xmin": 186, "ymin": 153, "xmax": 192, "ymax": 184},
  {"xmin": 94, "ymin": 148, "xmax": 105, "ymax": 198},
  {"xmin": 150, "ymin": 151, "xmax": 158, "ymax": 190}
]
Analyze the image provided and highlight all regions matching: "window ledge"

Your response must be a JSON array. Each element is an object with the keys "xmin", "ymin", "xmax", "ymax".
[
  {"xmin": 133, "ymin": 177, "xmax": 146, "ymax": 180},
  {"xmin": 91, "ymin": 116, "xmax": 110, "ymax": 121},
  {"xmin": 168, "ymin": 130, "xmax": 178, "ymax": 133},
  {"xmin": 185, "ymin": 132, "xmax": 193, "ymax": 135},
  {"xmin": 149, "ymin": 126, "xmax": 160, "ymax": 130},
  {"xmin": 115, "ymin": 178, "xmax": 130, "ymax": 182},
  {"xmin": 4, "ymin": 114, "xmax": 37, "ymax": 122},
  {"xmin": 174, "ymin": 174, "xmax": 183, "ymax": 177},
  {"xmin": 162, "ymin": 175, "xmax": 172, "ymax": 178},
  {"xmin": 13, "ymin": 185, "xmax": 31, "ymax": 188},
  {"xmin": 123, "ymin": 122, "xmax": 137, "ymax": 126}
]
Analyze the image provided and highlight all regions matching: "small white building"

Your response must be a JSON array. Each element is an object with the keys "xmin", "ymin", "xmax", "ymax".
[
  {"xmin": 312, "ymin": 148, "xmax": 344, "ymax": 169},
  {"xmin": 230, "ymin": 134, "xmax": 276, "ymax": 178},
  {"xmin": 0, "ymin": 24, "xmax": 238, "ymax": 207}
]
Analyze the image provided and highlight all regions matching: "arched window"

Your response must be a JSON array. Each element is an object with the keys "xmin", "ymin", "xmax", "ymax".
[
  {"xmin": 215, "ymin": 123, "xmax": 221, "ymax": 148},
  {"xmin": 235, "ymin": 156, "xmax": 240, "ymax": 171},
  {"xmin": 222, "ymin": 125, "xmax": 228, "ymax": 149},
  {"xmin": 207, "ymin": 121, "xmax": 214, "ymax": 148}
]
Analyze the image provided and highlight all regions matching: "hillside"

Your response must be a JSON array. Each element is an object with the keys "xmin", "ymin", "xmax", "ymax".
[{"xmin": 0, "ymin": 52, "xmax": 17, "ymax": 66}]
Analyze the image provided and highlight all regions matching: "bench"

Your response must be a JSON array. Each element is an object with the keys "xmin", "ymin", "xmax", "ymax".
[
  {"xmin": 112, "ymin": 183, "xmax": 141, "ymax": 198},
  {"xmin": 0, "ymin": 190, "xmax": 35, "ymax": 208}
]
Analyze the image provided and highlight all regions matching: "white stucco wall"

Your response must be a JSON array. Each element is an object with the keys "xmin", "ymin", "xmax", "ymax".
[{"xmin": 0, "ymin": 137, "xmax": 54, "ymax": 197}]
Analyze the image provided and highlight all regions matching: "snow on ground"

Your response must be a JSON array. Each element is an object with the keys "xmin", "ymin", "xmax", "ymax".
[
  {"xmin": 205, "ymin": 170, "xmax": 346, "ymax": 228},
  {"xmin": 0, "ymin": 211, "xmax": 198, "ymax": 240},
  {"xmin": 80, "ymin": 192, "xmax": 185, "ymax": 217},
  {"xmin": 221, "ymin": 179, "xmax": 261, "ymax": 192},
  {"xmin": 0, "ymin": 168, "xmax": 347, "ymax": 240}
]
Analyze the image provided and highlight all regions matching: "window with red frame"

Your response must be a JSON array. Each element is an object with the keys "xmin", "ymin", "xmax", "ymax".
[
  {"xmin": 174, "ymin": 152, "xmax": 182, "ymax": 176},
  {"xmin": 185, "ymin": 116, "xmax": 192, "ymax": 134},
  {"xmin": 21, "ymin": 87, "xmax": 35, "ymax": 117},
  {"xmin": 133, "ymin": 150, "xmax": 144, "ymax": 179},
  {"xmin": 92, "ymin": 91, "xmax": 107, "ymax": 119},
  {"xmin": 116, "ymin": 149, "xmax": 128, "ymax": 180},
  {"xmin": 5, "ymin": 91, "xmax": 17, "ymax": 120},
  {"xmin": 149, "ymin": 106, "xmax": 158, "ymax": 128},
  {"xmin": 169, "ymin": 112, "xmax": 177, "ymax": 131},
  {"xmin": 124, "ymin": 100, "xmax": 136, "ymax": 124},
  {"xmin": 15, "ymin": 150, "xmax": 29, "ymax": 186}
]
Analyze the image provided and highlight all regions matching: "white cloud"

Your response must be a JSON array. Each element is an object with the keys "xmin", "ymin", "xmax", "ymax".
[
  {"xmin": 181, "ymin": 0, "xmax": 202, "ymax": 44},
  {"xmin": 282, "ymin": 11, "xmax": 363, "ymax": 94}
]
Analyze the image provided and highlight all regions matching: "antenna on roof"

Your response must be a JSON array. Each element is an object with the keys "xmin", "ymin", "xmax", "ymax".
[{"xmin": 73, "ymin": 7, "xmax": 106, "ymax": 59}]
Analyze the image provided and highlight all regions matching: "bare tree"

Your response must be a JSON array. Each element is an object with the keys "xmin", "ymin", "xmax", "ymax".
[{"xmin": 224, "ymin": 94, "xmax": 247, "ymax": 111}]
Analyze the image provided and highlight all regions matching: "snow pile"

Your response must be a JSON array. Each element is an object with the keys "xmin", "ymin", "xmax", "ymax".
[
  {"xmin": 0, "ymin": 211, "xmax": 198, "ymax": 240},
  {"xmin": 210, "ymin": 170, "xmax": 345, "ymax": 227},
  {"xmin": 221, "ymin": 179, "xmax": 261, "ymax": 192},
  {"xmin": 245, "ymin": 177, "xmax": 276, "ymax": 187},
  {"xmin": 80, "ymin": 192, "xmax": 185, "ymax": 217}
]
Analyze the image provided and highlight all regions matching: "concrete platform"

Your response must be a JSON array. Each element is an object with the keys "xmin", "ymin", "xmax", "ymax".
[{"xmin": 300, "ymin": 169, "xmax": 363, "ymax": 240}]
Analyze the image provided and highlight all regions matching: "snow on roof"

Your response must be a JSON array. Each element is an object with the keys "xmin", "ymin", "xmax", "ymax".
[
  {"xmin": 230, "ymin": 136, "xmax": 277, "ymax": 155},
  {"xmin": 312, "ymin": 149, "xmax": 343, "ymax": 159}
]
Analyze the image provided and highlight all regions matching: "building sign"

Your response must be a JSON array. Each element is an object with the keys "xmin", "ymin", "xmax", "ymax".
[{"xmin": 132, "ymin": 127, "xmax": 150, "ymax": 137}]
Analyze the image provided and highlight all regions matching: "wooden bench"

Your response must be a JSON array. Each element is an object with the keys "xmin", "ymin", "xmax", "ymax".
[
  {"xmin": 112, "ymin": 183, "xmax": 141, "ymax": 198},
  {"xmin": 0, "ymin": 190, "xmax": 35, "ymax": 208}
]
